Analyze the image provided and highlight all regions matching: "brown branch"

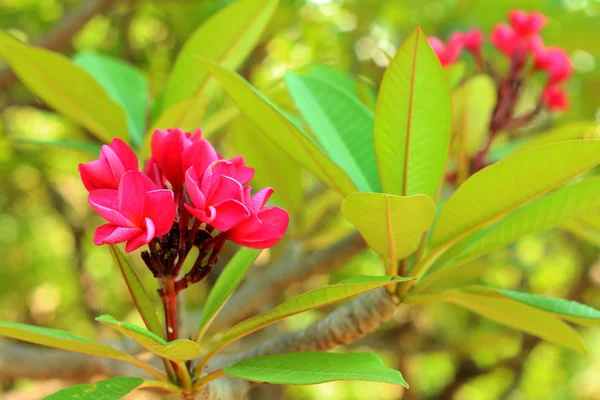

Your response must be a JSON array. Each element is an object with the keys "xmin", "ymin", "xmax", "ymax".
[
  {"xmin": 206, "ymin": 233, "xmax": 367, "ymax": 331},
  {"xmin": 0, "ymin": 0, "xmax": 120, "ymax": 91}
]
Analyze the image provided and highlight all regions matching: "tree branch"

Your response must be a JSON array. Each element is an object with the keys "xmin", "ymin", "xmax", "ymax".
[
  {"xmin": 208, "ymin": 232, "xmax": 367, "ymax": 331},
  {"xmin": 0, "ymin": 0, "xmax": 119, "ymax": 91}
]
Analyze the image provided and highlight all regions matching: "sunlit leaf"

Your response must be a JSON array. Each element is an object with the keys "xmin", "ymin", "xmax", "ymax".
[
  {"xmin": 224, "ymin": 352, "xmax": 408, "ymax": 386},
  {"xmin": 341, "ymin": 193, "xmax": 436, "ymax": 259},
  {"xmin": 12, "ymin": 137, "xmax": 101, "ymax": 155},
  {"xmin": 561, "ymin": 210, "xmax": 600, "ymax": 247},
  {"xmin": 0, "ymin": 321, "xmax": 164, "ymax": 380},
  {"xmin": 373, "ymin": 27, "xmax": 452, "ymax": 200},
  {"xmin": 196, "ymin": 247, "xmax": 261, "ymax": 342},
  {"xmin": 96, "ymin": 315, "xmax": 201, "ymax": 362},
  {"xmin": 0, "ymin": 31, "xmax": 128, "ymax": 143},
  {"xmin": 431, "ymin": 140, "xmax": 600, "ymax": 250},
  {"xmin": 196, "ymin": 57, "xmax": 357, "ymax": 196},
  {"xmin": 43, "ymin": 377, "xmax": 143, "ymax": 400},
  {"xmin": 518, "ymin": 122, "xmax": 598, "ymax": 151},
  {"xmin": 74, "ymin": 52, "xmax": 148, "ymax": 147},
  {"xmin": 285, "ymin": 72, "xmax": 380, "ymax": 192}
]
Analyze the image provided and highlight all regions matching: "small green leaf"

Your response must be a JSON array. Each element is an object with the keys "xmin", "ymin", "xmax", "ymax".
[
  {"xmin": 231, "ymin": 116, "xmax": 303, "ymax": 212},
  {"xmin": 43, "ymin": 377, "xmax": 143, "ymax": 400},
  {"xmin": 0, "ymin": 321, "xmax": 164, "ymax": 380},
  {"xmin": 158, "ymin": 0, "xmax": 279, "ymax": 125},
  {"xmin": 431, "ymin": 140, "xmax": 600, "ymax": 250},
  {"xmin": 495, "ymin": 289, "xmax": 600, "ymax": 327},
  {"xmin": 12, "ymin": 137, "xmax": 101, "ymax": 155},
  {"xmin": 196, "ymin": 57, "xmax": 357, "ymax": 196},
  {"xmin": 341, "ymin": 193, "xmax": 436, "ymax": 259},
  {"xmin": 96, "ymin": 315, "xmax": 201, "ymax": 361},
  {"xmin": 108, "ymin": 246, "xmax": 163, "ymax": 339},
  {"xmin": 209, "ymin": 276, "xmax": 410, "ymax": 356},
  {"xmin": 373, "ymin": 27, "xmax": 452, "ymax": 200},
  {"xmin": 0, "ymin": 31, "xmax": 128, "ymax": 143},
  {"xmin": 74, "ymin": 52, "xmax": 148, "ymax": 147},
  {"xmin": 196, "ymin": 247, "xmax": 261, "ymax": 342},
  {"xmin": 224, "ymin": 352, "xmax": 408, "ymax": 386},
  {"xmin": 285, "ymin": 72, "xmax": 380, "ymax": 192}
]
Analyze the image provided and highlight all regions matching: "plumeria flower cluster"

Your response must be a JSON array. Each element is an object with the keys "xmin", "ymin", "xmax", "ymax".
[
  {"xmin": 79, "ymin": 129, "xmax": 289, "ymax": 291},
  {"xmin": 428, "ymin": 10, "xmax": 573, "ymax": 176}
]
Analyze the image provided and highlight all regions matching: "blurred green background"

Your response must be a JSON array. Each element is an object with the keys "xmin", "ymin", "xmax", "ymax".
[{"xmin": 1, "ymin": 0, "xmax": 600, "ymax": 399}]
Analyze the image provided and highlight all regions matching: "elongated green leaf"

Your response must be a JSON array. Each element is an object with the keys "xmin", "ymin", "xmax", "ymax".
[
  {"xmin": 306, "ymin": 65, "xmax": 357, "ymax": 94},
  {"xmin": 518, "ymin": 122, "xmax": 598, "ymax": 151},
  {"xmin": 341, "ymin": 193, "xmax": 435, "ymax": 259},
  {"xmin": 108, "ymin": 246, "xmax": 163, "ymax": 339},
  {"xmin": 159, "ymin": 0, "xmax": 278, "ymax": 125},
  {"xmin": 457, "ymin": 176, "xmax": 600, "ymax": 262},
  {"xmin": 74, "ymin": 52, "xmax": 148, "ymax": 147},
  {"xmin": 561, "ymin": 210, "xmax": 600, "ymax": 246},
  {"xmin": 0, "ymin": 31, "xmax": 128, "ymax": 143},
  {"xmin": 12, "ymin": 137, "xmax": 101, "ymax": 155},
  {"xmin": 373, "ymin": 27, "xmax": 452, "ymax": 199},
  {"xmin": 452, "ymin": 75, "xmax": 496, "ymax": 157},
  {"xmin": 43, "ymin": 377, "xmax": 143, "ymax": 400},
  {"xmin": 444, "ymin": 61, "xmax": 465, "ymax": 89},
  {"xmin": 426, "ymin": 288, "xmax": 587, "ymax": 354},
  {"xmin": 431, "ymin": 140, "xmax": 600, "ymax": 249},
  {"xmin": 224, "ymin": 352, "xmax": 408, "ymax": 386},
  {"xmin": 197, "ymin": 248, "xmax": 261, "ymax": 341},
  {"xmin": 210, "ymin": 276, "xmax": 410, "ymax": 355},
  {"xmin": 196, "ymin": 57, "xmax": 357, "ymax": 196},
  {"xmin": 0, "ymin": 321, "xmax": 163, "ymax": 379},
  {"xmin": 285, "ymin": 72, "xmax": 380, "ymax": 192},
  {"xmin": 96, "ymin": 315, "xmax": 201, "ymax": 361},
  {"xmin": 231, "ymin": 116, "xmax": 303, "ymax": 211},
  {"xmin": 495, "ymin": 289, "xmax": 600, "ymax": 327}
]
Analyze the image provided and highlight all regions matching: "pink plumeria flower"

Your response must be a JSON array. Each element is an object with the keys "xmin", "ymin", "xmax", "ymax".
[
  {"xmin": 509, "ymin": 10, "xmax": 547, "ymax": 37},
  {"xmin": 184, "ymin": 159, "xmax": 254, "ymax": 232},
  {"xmin": 151, "ymin": 128, "xmax": 218, "ymax": 191},
  {"xmin": 491, "ymin": 23, "xmax": 520, "ymax": 56},
  {"xmin": 79, "ymin": 138, "xmax": 138, "ymax": 191},
  {"xmin": 543, "ymin": 85, "xmax": 569, "ymax": 111},
  {"xmin": 462, "ymin": 29, "xmax": 484, "ymax": 53},
  {"xmin": 427, "ymin": 35, "xmax": 463, "ymax": 66},
  {"xmin": 227, "ymin": 187, "xmax": 290, "ymax": 249},
  {"xmin": 89, "ymin": 170, "xmax": 176, "ymax": 252},
  {"xmin": 532, "ymin": 41, "xmax": 573, "ymax": 85}
]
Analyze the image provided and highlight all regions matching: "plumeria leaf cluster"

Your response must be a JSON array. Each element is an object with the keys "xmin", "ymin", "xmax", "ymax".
[{"xmin": 1, "ymin": 2, "xmax": 600, "ymax": 399}]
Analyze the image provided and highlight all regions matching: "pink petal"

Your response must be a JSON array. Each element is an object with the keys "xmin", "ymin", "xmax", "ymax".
[
  {"xmin": 182, "ymin": 138, "xmax": 219, "ymax": 174},
  {"xmin": 94, "ymin": 224, "xmax": 142, "ymax": 245},
  {"xmin": 229, "ymin": 156, "xmax": 255, "ymax": 184},
  {"xmin": 109, "ymin": 138, "xmax": 139, "ymax": 171},
  {"xmin": 79, "ymin": 159, "xmax": 116, "ymax": 191},
  {"xmin": 89, "ymin": 189, "xmax": 135, "ymax": 227},
  {"xmin": 144, "ymin": 189, "xmax": 176, "ymax": 237},
  {"xmin": 208, "ymin": 176, "xmax": 245, "ymax": 205},
  {"xmin": 185, "ymin": 203, "xmax": 209, "ymax": 223},
  {"xmin": 125, "ymin": 218, "xmax": 156, "ymax": 252},
  {"xmin": 209, "ymin": 199, "xmax": 250, "ymax": 232},
  {"xmin": 250, "ymin": 187, "xmax": 274, "ymax": 214},
  {"xmin": 185, "ymin": 168, "xmax": 207, "ymax": 210},
  {"xmin": 118, "ymin": 171, "xmax": 157, "ymax": 225}
]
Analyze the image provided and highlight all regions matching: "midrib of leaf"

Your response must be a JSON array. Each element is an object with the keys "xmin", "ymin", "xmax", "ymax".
[
  {"xmin": 172, "ymin": 5, "xmax": 270, "ymax": 128},
  {"xmin": 402, "ymin": 30, "xmax": 420, "ymax": 196},
  {"xmin": 7, "ymin": 43, "xmax": 116, "ymax": 142}
]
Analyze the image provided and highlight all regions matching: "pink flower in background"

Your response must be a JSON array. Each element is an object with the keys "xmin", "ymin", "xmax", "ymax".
[
  {"xmin": 151, "ymin": 128, "xmax": 217, "ymax": 190},
  {"xmin": 509, "ymin": 10, "xmax": 547, "ymax": 37},
  {"xmin": 185, "ymin": 159, "xmax": 253, "ymax": 232},
  {"xmin": 543, "ymin": 86, "xmax": 569, "ymax": 111},
  {"xmin": 532, "ymin": 43, "xmax": 572, "ymax": 84},
  {"xmin": 79, "ymin": 138, "xmax": 138, "ymax": 191},
  {"xmin": 227, "ymin": 187, "xmax": 290, "ymax": 249},
  {"xmin": 428, "ymin": 35, "xmax": 463, "ymax": 66},
  {"xmin": 88, "ymin": 171, "xmax": 176, "ymax": 252},
  {"xmin": 462, "ymin": 29, "xmax": 484, "ymax": 53},
  {"xmin": 491, "ymin": 23, "xmax": 519, "ymax": 56}
]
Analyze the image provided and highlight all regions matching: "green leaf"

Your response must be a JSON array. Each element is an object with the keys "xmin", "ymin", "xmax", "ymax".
[
  {"xmin": 561, "ymin": 210, "xmax": 600, "ymax": 246},
  {"xmin": 231, "ymin": 116, "xmax": 303, "ymax": 212},
  {"xmin": 373, "ymin": 27, "xmax": 452, "ymax": 199},
  {"xmin": 159, "ymin": 0, "xmax": 278, "ymax": 122},
  {"xmin": 224, "ymin": 352, "xmax": 408, "ymax": 386},
  {"xmin": 341, "ymin": 193, "xmax": 436, "ymax": 259},
  {"xmin": 431, "ymin": 140, "xmax": 600, "ymax": 250},
  {"xmin": 208, "ymin": 276, "xmax": 410, "ymax": 356},
  {"xmin": 495, "ymin": 289, "xmax": 600, "ymax": 328},
  {"xmin": 74, "ymin": 52, "xmax": 148, "ymax": 147},
  {"xmin": 285, "ymin": 72, "xmax": 380, "ymax": 192},
  {"xmin": 518, "ymin": 122, "xmax": 598, "ymax": 151},
  {"xmin": 0, "ymin": 321, "xmax": 164, "ymax": 380},
  {"xmin": 12, "ymin": 137, "xmax": 101, "ymax": 155},
  {"xmin": 108, "ymin": 246, "xmax": 163, "ymax": 339},
  {"xmin": 444, "ymin": 61, "xmax": 466, "ymax": 89},
  {"xmin": 196, "ymin": 57, "xmax": 357, "ymax": 196},
  {"xmin": 452, "ymin": 75, "xmax": 496, "ymax": 157},
  {"xmin": 43, "ymin": 377, "xmax": 143, "ymax": 400},
  {"xmin": 0, "ymin": 31, "xmax": 128, "ymax": 143},
  {"xmin": 196, "ymin": 247, "xmax": 261, "ymax": 342},
  {"xmin": 458, "ymin": 176, "xmax": 600, "ymax": 262},
  {"xmin": 306, "ymin": 65, "xmax": 357, "ymax": 94},
  {"xmin": 416, "ymin": 288, "xmax": 587, "ymax": 355},
  {"xmin": 96, "ymin": 315, "xmax": 201, "ymax": 362}
]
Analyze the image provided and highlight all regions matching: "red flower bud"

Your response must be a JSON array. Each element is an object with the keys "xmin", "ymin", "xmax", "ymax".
[
  {"xmin": 79, "ymin": 138, "xmax": 138, "ymax": 191},
  {"xmin": 543, "ymin": 85, "xmax": 569, "ymax": 111},
  {"xmin": 509, "ymin": 10, "xmax": 547, "ymax": 37}
]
